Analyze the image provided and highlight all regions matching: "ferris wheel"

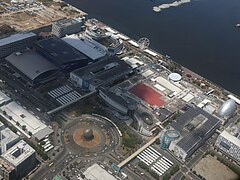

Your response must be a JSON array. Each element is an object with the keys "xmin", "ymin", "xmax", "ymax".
[{"xmin": 138, "ymin": 37, "xmax": 150, "ymax": 49}]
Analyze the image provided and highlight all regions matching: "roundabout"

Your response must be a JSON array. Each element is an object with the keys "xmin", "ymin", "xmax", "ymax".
[{"xmin": 62, "ymin": 115, "xmax": 120, "ymax": 156}]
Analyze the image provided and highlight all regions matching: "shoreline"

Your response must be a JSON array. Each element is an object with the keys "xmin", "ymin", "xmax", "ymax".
[{"xmin": 78, "ymin": 16, "xmax": 237, "ymax": 99}]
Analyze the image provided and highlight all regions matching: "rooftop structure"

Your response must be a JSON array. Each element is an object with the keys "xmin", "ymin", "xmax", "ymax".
[
  {"xmin": 215, "ymin": 124, "xmax": 240, "ymax": 162},
  {"xmin": 83, "ymin": 163, "xmax": 116, "ymax": 180},
  {"xmin": 0, "ymin": 32, "xmax": 37, "ymax": 58},
  {"xmin": 52, "ymin": 17, "xmax": 84, "ymax": 38},
  {"xmin": 169, "ymin": 106, "xmax": 221, "ymax": 161},
  {"xmin": 6, "ymin": 50, "xmax": 59, "ymax": 86},
  {"xmin": 168, "ymin": 73, "xmax": 182, "ymax": 82},
  {"xmin": 35, "ymin": 37, "xmax": 89, "ymax": 72},
  {"xmin": 218, "ymin": 99, "xmax": 237, "ymax": 118},
  {"xmin": 0, "ymin": 102, "xmax": 53, "ymax": 140},
  {"xmin": 70, "ymin": 57, "xmax": 132, "ymax": 91},
  {"xmin": 62, "ymin": 34, "xmax": 106, "ymax": 60}
]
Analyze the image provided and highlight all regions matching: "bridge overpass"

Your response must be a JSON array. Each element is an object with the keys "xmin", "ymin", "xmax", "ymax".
[{"xmin": 117, "ymin": 133, "xmax": 161, "ymax": 169}]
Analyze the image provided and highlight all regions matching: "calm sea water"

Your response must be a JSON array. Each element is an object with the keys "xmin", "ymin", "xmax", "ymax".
[{"xmin": 64, "ymin": 0, "xmax": 240, "ymax": 95}]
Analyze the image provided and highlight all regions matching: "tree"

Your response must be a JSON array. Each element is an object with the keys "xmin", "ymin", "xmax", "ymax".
[
  {"xmin": 22, "ymin": 125, "xmax": 26, "ymax": 131},
  {"xmin": 28, "ymin": 131, "xmax": 32, "ymax": 136},
  {"xmin": 2, "ymin": 110, "xmax": 6, "ymax": 115},
  {"xmin": 16, "ymin": 121, "xmax": 20, "ymax": 126},
  {"xmin": 8, "ymin": 116, "xmax": 12, "ymax": 120}
]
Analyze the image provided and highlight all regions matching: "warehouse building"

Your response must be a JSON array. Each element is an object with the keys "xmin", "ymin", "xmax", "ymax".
[
  {"xmin": 52, "ymin": 17, "xmax": 84, "ymax": 38},
  {"xmin": 62, "ymin": 34, "xmax": 106, "ymax": 60},
  {"xmin": 215, "ymin": 124, "xmax": 240, "ymax": 162},
  {"xmin": 5, "ymin": 50, "xmax": 59, "ymax": 86},
  {"xmin": 169, "ymin": 106, "xmax": 221, "ymax": 161},
  {"xmin": 70, "ymin": 57, "xmax": 132, "ymax": 91},
  {"xmin": 35, "ymin": 37, "xmax": 89, "ymax": 72},
  {"xmin": 0, "ymin": 32, "xmax": 37, "ymax": 58}
]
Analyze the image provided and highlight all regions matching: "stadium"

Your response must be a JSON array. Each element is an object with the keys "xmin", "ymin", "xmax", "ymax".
[{"xmin": 5, "ymin": 50, "xmax": 59, "ymax": 86}]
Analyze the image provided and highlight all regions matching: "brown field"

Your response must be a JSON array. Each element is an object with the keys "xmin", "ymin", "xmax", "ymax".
[{"xmin": 193, "ymin": 155, "xmax": 239, "ymax": 180}]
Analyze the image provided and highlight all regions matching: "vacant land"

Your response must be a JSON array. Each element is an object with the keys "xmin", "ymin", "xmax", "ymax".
[{"xmin": 193, "ymin": 154, "xmax": 239, "ymax": 180}]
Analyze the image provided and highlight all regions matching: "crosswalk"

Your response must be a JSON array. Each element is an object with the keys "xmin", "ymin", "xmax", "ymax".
[{"xmin": 137, "ymin": 146, "xmax": 173, "ymax": 176}]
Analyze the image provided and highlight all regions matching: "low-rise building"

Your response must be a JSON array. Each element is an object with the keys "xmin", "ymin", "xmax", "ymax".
[{"xmin": 215, "ymin": 124, "xmax": 240, "ymax": 162}]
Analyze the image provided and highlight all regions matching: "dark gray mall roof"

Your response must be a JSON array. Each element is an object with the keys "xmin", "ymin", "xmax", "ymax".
[
  {"xmin": 170, "ymin": 106, "xmax": 220, "ymax": 153},
  {"xmin": 35, "ymin": 37, "xmax": 89, "ymax": 66},
  {"xmin": 72, "ymin": 56, "xmax": 132, "ymax": 87},
  {"xmin": 6, "ymin": 50, "xmax": 58, "ymax": 81}
]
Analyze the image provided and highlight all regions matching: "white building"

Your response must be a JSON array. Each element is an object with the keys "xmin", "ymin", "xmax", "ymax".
[
  {"xmin": 1, "ymin": 128, "xmax": 19, "ymax": 154},
  {"xmin": 215, "ymin": 124, "xmax": 240, "ymax": 162},
  {"xmin": 83, "ymin": 163, "xmax": 116, "ymax": 180},
  {"xmin": 62, "ymin": 34, "xmax": 106, "ymax": 60},
  {"xmin": 2, "ymin": 140, "xmax": 36, "ymax": 178}
]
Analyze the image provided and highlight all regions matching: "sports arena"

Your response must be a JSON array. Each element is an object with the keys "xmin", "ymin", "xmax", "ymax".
[{"xmin": 130, "ymin": 83, "xmax": 165, "ymax": 107}]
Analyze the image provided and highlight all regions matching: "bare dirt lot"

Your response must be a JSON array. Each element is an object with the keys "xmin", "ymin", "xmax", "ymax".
[{"xmin": 193, "ymin": 154, "xmax": 239, "ymax": 180}]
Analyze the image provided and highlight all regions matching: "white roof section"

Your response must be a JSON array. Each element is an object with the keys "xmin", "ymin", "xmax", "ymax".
[
  {"xmin": 144, "ymin": 49, "xmax": 158, "ymax": 57},
  {"xmin": 182, "ymin": 93, "xmax": 194, "ymax": 102},
  {"xmin": 122, "ymin": 57, "xmax": 144, "ymax": 69},
  {"xmin": 0, "ymin": 91, "xmax": 10, "ymax": 106},
  {"xmin": 155, "ymin": 76, "xmax": 182, "ymax": 93},
  {"xmin": 168, "ymin": 73, "xmax": 182, "ymax": 82},
  {"xmin": 228, "ymin": 94, "xmax": 240, "ymax": 105},
  {"xmin": 154, "ymin": 83, "xmax": 166, "ymax": 92},
  {"xmin": 128, "ymin": 40, "xmax": 139, "ymax": 47},
  {"xmin": 141, "ymin": 69, "xmax": 154, "ymax": 78},
  {"xmin": 0, "ymin": 102, "xmax": 50, "ymax": 136},
  {"xmin": 2, "ymin": 140, "xmax": 35, "ymax": 166},
  {"xmin": 220, "ymin": 130, "xmax": 240, "ymax": 147},
  {"xmin": 0, "ymin": 32, "xmax": 36, "ymax": 47},
  {"xmin": 197, "ymin": 99, "xmax": 211, "ymax": 108},
  {"xmin": 116, "ymin": 33, "xmax": 129, "ymax": 40},
  {"xmin": 105, "ymin": 27, "xmax": 117, "ymax": 34},
  {"xmin": 62, "ymin": 34, "xmax": 105, "ymax": 60},
  {"xmin": 84, "ymin": 163, "xmax": 116, "ymax": 180}
]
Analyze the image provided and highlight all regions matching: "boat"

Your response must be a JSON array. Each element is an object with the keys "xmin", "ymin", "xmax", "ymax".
[{"xmin": 235, "ymin": 23, "xmax": 240, "ymax": 27}]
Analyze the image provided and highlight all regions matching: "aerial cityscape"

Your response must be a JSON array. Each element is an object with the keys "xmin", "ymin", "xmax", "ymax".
[{"xmin": 0, "ymin": 0, "xmax": 239, "ymax": 180}]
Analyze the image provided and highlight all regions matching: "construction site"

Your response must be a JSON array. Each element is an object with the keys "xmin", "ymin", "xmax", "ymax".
[{"xmin": 0, "ymin": 0, "xmax": 86, "ymax": 32}]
